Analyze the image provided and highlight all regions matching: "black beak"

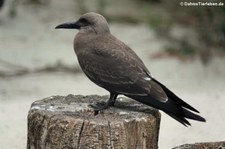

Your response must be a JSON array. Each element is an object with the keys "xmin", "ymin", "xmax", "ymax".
[{"xmin": 55, "ymin": 21, "xmax": 80, "ymax": 29}]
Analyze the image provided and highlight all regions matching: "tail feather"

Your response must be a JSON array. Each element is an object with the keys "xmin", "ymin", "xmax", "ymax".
[
  {"xmin": 182, "ymin": 107, "xmax": 206, "ymax": 122},
  {"xmin": 167, "ymin": 114, "xmax": 191, "ymax": 126},
  {"xmin": 152, "ymin": 78, "xmax": 199, "ymax": 113},
  {"xmin": 126, "ymin": 94, "xmax": 206, "ymax": 126}
]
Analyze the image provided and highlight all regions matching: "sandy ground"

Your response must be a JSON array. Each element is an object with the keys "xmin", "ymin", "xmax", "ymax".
[{"xmin": 0, "ymin": 1, "xmax": 225, "ymax": 149}]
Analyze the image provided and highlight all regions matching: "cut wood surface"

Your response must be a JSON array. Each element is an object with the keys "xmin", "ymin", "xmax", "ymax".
[
  {"xmin": 173, "ymin": 141, "xmax": 225, "ymax": 149},
  {"xmin": 27, "ymin": 94, "xmax": 161, "ymax": 149}
]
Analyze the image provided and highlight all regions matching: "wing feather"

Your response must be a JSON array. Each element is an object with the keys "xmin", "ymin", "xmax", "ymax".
[{"xmin": 76, "ymin": 34, "xmax": 168, "ymax": 102}]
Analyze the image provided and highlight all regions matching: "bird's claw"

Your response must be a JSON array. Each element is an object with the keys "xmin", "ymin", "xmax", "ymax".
[{"xmin": 89, "ymin": 102, "xmax": 109, "ymax": 115}]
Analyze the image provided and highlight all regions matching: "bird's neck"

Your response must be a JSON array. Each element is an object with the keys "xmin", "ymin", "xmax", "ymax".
[{"xmin": 73, "ymin": 32, "xmax": 110, "ymax": 55}]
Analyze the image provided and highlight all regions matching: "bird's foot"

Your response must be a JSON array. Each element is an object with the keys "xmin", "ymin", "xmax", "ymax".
[{"xmin": 89, "ymin": 102, "xmax": 110, "ymax": 115}]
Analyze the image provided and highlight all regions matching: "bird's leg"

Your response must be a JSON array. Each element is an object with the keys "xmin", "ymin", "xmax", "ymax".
[
  {"xmin": 107, "ymin": 92, "xmax": 118, "ymax": 106},
  {"xmin": 90, "ymin": 92, "xmax": 118, "ymax": 114}
]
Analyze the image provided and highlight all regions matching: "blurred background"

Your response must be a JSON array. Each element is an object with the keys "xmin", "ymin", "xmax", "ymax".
[{"xmin": 0, "ymin": 0, "xmax": 225, "ymax": 148}]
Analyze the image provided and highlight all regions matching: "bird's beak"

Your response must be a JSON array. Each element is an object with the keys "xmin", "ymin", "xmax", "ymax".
[{"xmin": 55, "ymin": 21, "xmax": 81, "ymax": 29}]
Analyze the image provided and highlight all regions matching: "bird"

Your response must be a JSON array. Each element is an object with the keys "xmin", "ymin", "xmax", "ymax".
[
  {"xmin": 0, "ymin": 0, "xmax": 4, "ymax": 10},
  {"xmin": 55, "ymin": 12, "xmax": 206, "ymax": 126}
]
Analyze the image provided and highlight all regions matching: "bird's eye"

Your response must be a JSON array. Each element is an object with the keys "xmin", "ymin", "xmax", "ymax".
[{"xmin": 79, "ymin": 18, "xmax": 90, "ymax": 26}]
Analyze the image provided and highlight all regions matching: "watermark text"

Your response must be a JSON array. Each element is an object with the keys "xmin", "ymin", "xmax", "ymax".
[{"xmin": 180, "ymin": 1, "xmax": 224, "ymax": 7}]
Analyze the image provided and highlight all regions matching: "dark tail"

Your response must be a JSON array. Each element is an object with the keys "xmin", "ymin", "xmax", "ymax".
[{"xmin": 126, "ymin": 79, "xmax": 206, "ymax": 126}]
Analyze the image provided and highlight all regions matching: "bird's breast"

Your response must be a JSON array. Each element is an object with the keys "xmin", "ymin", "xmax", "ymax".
[{"xmin": 73, "ymin": 32, "xmax": 99, "ymax": 55}]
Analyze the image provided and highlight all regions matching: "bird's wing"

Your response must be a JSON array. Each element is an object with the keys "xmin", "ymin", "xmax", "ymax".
[{"xmin": 77, "ymin": 35, "xmax": 168, "ymax": 102}]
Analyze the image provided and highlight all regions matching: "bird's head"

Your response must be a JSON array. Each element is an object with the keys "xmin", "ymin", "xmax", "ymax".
[{"xmin": 55, "ymin": 12, "xmax": 110, "ymax": 35}]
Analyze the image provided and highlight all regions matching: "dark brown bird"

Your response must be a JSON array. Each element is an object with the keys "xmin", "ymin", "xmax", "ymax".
[
  {"xmin": 0, "ymin": 0, "xmax": 4, "ymax": 10},
  {"xmin": 55, "ymin": 12, "xmax": 205, "ymax": 126}
]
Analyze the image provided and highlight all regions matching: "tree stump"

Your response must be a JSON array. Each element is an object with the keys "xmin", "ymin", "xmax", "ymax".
[
  {"xmin": 173, "ymin": 141, "xmax": 225, "ymax": 149},
  {"xmin": 27, "ymin": 94, "xmax": 161, "ymax": 149}
]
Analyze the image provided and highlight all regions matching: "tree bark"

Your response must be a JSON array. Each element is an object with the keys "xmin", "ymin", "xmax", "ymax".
[
  {"xmin": 173, "ymin": 141, "xmax": 225, "ymax": 149},
  {"xmin": 27, "ymin": 94, "xmax": 161, "ymax": 149}
]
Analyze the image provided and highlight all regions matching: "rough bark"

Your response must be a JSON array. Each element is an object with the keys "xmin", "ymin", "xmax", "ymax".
[
  {"xmin": 173, "ymin": 141, "xmax": 225, "ymax": 149},
  {"xmin": 27, "ymin": 94, "xmax": 161, "ymax": 149}
]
